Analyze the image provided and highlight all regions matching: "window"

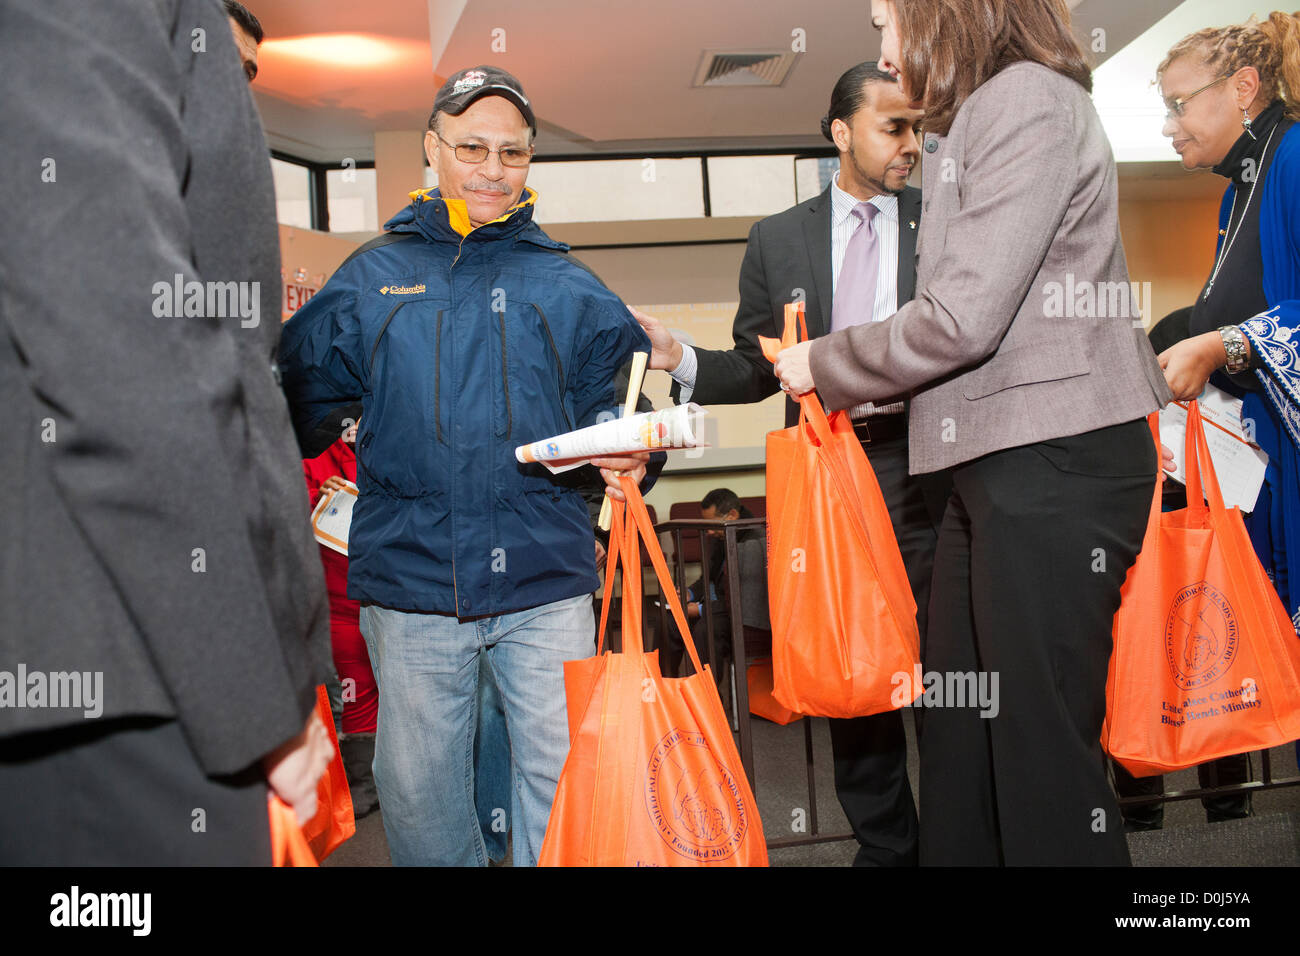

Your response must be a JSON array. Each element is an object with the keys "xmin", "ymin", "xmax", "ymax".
[
  {"xmin": 529, "ymin": 158, "xmax": 704, "ymax": 223},
  {"xmin": 795, "ymin": 157, "xmax": 839, "ymax": 203},
  {"xmin": 415, "ymin": 152, "xmax": 839, "ymax": 221},
  {"xmin": 326, "ymin": 167, "xmax": 378, "ymax": 233},
  {"xmin": 706, "ymin": 155, "xmax": 798, "ymax": 217},
  {"xmin": 423, "ymin": 159, "xmax": 705, "ymax": 223},
  {"xmin": 270, "ymin": 157, "xmax": 312, "ymax": 228}
]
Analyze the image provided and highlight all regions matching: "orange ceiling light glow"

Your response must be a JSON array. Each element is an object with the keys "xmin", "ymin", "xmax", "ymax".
[{"xmin": 261, "ymin": 33, "xmax": 413, "ymax": 68}]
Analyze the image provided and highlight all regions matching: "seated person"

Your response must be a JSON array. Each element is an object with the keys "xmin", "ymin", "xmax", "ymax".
[{"xmin": 668, "ymin": 488, "xmax": 769, "ymax": 677}]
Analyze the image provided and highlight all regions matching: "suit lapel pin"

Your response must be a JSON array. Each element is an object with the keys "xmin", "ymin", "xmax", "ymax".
[{"xmin": 908, "ymin": 220, "xmax": 917, "ymax": 230}]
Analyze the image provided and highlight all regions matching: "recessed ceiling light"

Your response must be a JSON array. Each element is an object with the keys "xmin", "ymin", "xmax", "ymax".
[{"xmin": 262, "ymin": 33, "xmax": 407, "ymax": 68}]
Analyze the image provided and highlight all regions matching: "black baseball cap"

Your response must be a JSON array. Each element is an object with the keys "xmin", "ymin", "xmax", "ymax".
[{"xmin": 431, "ymin": 66, "xmax": 536, "ymax": 133}]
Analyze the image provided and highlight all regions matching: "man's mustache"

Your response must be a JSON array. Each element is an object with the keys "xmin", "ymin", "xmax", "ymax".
[{"xmin": 463, "ymin": 180, "xmax": 511, "ymax": 194}]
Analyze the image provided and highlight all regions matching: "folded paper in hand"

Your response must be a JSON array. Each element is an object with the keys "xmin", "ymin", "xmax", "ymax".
[
  {"xmin": 310, "ymin": 481, "xmax": 358, "ymax": 555},
  {"xmin": 515, "ymin": 404, "xmax": 709, "ymax": 474},
  {"xmin": 1158, "ymin": 384, "xmax": 1268, "ymax": 513}
]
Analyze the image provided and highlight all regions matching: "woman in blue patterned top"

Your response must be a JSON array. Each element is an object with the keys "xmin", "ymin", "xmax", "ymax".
[{"xmin": 1156, "ymin": 10, "xmax": 1300, "ymax": 643}]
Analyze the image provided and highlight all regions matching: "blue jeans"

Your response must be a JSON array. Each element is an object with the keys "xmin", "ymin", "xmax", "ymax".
[
  {"xmin": 475, "ymin": 658, "xmax": 511, "ymax": 862},
  {"xmin": 360, "ymin": 594, "xmax": 593, "ymax": 866}
]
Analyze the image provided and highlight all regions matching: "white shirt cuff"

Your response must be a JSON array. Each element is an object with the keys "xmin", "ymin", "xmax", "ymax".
[{"xmin": 669, "ymin": 344, "xmax": 698, "ymax": 403}]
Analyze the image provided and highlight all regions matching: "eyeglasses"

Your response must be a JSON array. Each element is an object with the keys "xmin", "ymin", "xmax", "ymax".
[
  {"xmin": 434, "ymin": 132, "xmax": 533, "ymax": 168},
  {"xmin": 1163, "ymin": 74, "xmax": 1230, "ymax": 120}
]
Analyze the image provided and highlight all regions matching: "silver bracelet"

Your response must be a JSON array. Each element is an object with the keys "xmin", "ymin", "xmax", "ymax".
[{"xmin": 1218, "ymin": 325, "xmax": 1249, "ymax": 374}]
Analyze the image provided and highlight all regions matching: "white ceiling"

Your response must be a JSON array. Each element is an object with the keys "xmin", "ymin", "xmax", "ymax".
[
  {"xmin": 1093, "ymin": 0, "xmax": 1282, "ymax": 161},
  {"xmin": 247, "ymin": 0, "xmax": 1266, "ymax": 194}
]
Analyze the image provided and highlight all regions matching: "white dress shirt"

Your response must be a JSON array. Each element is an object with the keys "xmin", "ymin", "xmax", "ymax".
[{"xmin": 672, "ymin": 172, "xmax": 904, "ymax": 416}]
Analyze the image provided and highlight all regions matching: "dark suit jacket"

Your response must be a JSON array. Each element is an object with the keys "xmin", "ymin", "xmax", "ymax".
[
  {"xmin": 672, "ymin": 184, "xmax": 922, "ymax": 426},
  {"xmin": 0, "ymin": 0, "xmax": 331, "ymax": 775}
]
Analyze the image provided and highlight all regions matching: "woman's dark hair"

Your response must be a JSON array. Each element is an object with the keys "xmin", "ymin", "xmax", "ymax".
[
  {"xmin": 821, "ymin": 61, "xmax": 899, "ymax": 141},
  {"xmin": 892, "ymin": 0, "xmax": 1091, "ymax": 136}
]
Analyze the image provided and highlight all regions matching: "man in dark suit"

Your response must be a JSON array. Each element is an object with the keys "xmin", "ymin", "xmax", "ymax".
[
  {"xmin": 635, "ymin": 62, "xmax": 948, "ymax": 866},
  {"xmin": 0, "ymin": 0, "xmax": 333, "ymax": 864}
]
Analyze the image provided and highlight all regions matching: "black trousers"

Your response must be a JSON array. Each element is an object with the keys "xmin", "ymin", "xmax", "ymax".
[
  {"xmin": 918, "ymin": 419, "xmax": 1156, "ymax": 866},
  {"xmin": 828, "ymin": 433, "xmax": 950, "ymax": 866},
  {"xmin": 0, "ymin": 717, "xmax": 271, "ymax": 865},
  {"xmin": 1112, "ymin": 749, "xmax": 1254, "ymax": 826}
]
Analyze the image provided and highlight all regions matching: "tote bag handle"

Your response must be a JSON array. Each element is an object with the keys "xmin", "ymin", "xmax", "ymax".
[
  {"xmin": 595, "ymin": 478, "xmax": 707, "ymax": 676},
  {"xmin": 269, "ymin": 794, "xmax": 319, "ymax": 867}
]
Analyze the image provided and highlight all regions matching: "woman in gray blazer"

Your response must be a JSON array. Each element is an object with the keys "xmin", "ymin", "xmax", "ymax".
[{"xmin": 775, "ymin": 0, "xmax": 1171, "ymax": 865}]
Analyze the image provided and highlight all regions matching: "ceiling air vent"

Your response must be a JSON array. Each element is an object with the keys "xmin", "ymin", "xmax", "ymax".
[{"xmin": 692, "ymin": 50, "xmax": 798, "ymax": 87}]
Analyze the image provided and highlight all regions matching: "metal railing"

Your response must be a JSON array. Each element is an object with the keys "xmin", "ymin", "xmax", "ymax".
[
  {"xmin": 1111, "ymin": 750, "xmax": 1300, "ymax": 810},
  {"xmin": 601, "ymin": 514, "xmax": 1300, "ymax": 851}
]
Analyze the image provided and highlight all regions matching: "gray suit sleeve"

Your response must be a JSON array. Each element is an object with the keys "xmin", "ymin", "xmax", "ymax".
[
  {"xmin": 1, "ymin": 1, "xmax": 315, "ymax": 773},
  {"xmin": 809, "ymin": 77, "xmax": 1076, "ymax": 411}
]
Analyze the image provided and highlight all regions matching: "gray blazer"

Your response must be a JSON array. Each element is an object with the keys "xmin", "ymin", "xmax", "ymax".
[
  {"xmin": 0, "ymin": 0, "xmax": 331, "ymax": 775},
  {"xmin": 810, "ymin": 62, "xmax": 1172, "ymax": 473}
]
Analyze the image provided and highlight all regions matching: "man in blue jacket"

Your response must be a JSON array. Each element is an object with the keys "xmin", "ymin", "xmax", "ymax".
[{"xmin": 278, "ymin": 66, "xmax": 659, "ymax": 866}]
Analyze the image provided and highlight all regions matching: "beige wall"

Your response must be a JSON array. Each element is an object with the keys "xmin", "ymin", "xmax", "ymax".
[
  {"xmin": 1117, "ymin": 197, "xmax": 1220, "ymax": 325},
  {"xmin": 374, "ymin": 131, "xmax": 427, "ymax": 224},
  {"xmin": 278, "ymin": 224, "xmax": 363, "ymax": 298},
  {"xmin": 548, "ymin": 236, "xmax": 763, "ymax": 514}
]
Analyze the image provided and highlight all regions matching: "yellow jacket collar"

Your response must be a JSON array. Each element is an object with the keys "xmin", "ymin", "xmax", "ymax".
[{"xmin": 407, "ymin": 186, "xmax": 538, "ymax": 237}]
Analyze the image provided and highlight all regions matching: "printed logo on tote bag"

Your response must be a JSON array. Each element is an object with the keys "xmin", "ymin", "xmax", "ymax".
[
  {"xmin": 1164, "ymin": 581, "xmax": 1240, "ymax": 690},
  {"xmin": 645, "ymin": 729, "xmax": 749, "ymax": 861}
]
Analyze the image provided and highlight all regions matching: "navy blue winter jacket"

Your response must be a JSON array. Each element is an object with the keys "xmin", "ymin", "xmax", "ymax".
[{"xmin": 278, "ymin": 186, "xmax": 658, "ymax": 616}]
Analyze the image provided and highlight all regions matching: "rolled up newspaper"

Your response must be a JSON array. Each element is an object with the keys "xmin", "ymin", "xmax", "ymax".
[{"xmin": 516, "ymin": 404, "xmax": 709, "ymax": 473}]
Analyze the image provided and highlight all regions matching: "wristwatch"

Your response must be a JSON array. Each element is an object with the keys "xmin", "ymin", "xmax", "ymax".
[{"xmin": 1218, "ymin": 325, "xmax": 1250, "ymax": 374}]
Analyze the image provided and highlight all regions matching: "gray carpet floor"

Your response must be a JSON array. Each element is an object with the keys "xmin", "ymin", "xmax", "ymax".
[{"xmin": 324, "ymin": 707, "xmax": 1300, "ymax": 867}]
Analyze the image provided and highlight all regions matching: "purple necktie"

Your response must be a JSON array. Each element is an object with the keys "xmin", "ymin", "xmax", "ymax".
[{"xmin": 831, "ymin": 202, "xmax": 880, "ymax": 333}]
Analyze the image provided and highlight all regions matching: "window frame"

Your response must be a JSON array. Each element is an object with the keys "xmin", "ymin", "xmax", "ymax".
[{"xmin": 272, "ymin": 146, "xmax": 839, "ymax": 231}]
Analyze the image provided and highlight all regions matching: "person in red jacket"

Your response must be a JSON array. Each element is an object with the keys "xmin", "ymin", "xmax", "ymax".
[
  {"xmin": 303, "ymin": 417, "xmax": 381, "ymax": 817},
  {"xmin": 303, "ymin": 414, "xmax": 516, "ymax": 855}
]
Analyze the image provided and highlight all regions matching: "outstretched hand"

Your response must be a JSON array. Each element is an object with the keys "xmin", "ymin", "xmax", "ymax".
[{"xmin": 629, "ymin": 306, "xmax": 683, "ymax": 371}]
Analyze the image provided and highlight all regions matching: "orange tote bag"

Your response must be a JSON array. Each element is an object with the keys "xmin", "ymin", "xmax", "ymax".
[
  {"xmin": 1104, "ymin": 405, "xmax": 1300, "ymax": 776},
  {"xmin": 757, "ymin": 303, "xmax": 920, "ymax": 718},
  {"xmin": 539, "ymin": 477, "xmax": 768, "ymax": 867},
  {"xmin": 269, "ymin": 794, "xmax": 319, "ymax": 867},
  {"xmin": 746, "ymin": 659, "xmax": 803, "ymax": 726},
  {"xmin": 299, "ymin": 683, "xmax": 356, "ymax": 861}
]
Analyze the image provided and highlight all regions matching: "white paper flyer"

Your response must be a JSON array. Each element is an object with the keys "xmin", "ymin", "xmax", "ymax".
[
  {"xmin": 1158, "ymin": 384, "xmax": 1269, "ymax": 513},
  {"xmin": 310, "ymin": 480, "xmax": 358, "ymax": 555},
  {"xmin": 515, "ymin": 404, "xmax": 710, "ymax": 474}
]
